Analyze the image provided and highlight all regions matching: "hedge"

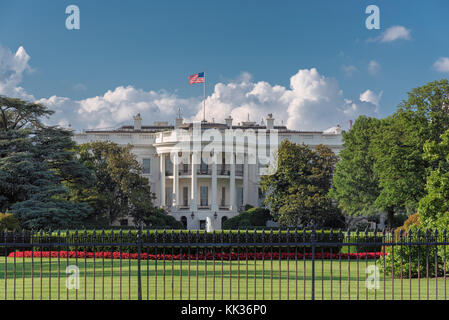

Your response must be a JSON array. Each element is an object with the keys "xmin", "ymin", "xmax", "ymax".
[
  {"xmin": 22, "ymin": 229, "xmax": 344, "ymax": 254},
  {"xmin": 0, "ymin": 229, "xmax": 393, "ymax": 257}
]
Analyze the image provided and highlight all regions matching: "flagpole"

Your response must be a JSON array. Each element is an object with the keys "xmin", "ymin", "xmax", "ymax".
[{"xmin": 203, "ymin": 71, "xmax": 206, "ymax": 122}]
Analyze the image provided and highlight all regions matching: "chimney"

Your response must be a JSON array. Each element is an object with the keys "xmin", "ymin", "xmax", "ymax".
[
  {"xmin": 133, "ymin": 113, "xmax": 142, "ymax": 130},
  {"xmin": 175, "ymin": 107, "xmax": 183, "ymax": 128},
  {"xmin": 266, "ymin": 113, "xmax": 274, "ymax": 130},
  {"xmin": 349, "ymin": 120, "xmax": 353, "ymax": 130},
  {"xmin": 225, "ymin": 115, "xmax": 233, "ymax": 128}
]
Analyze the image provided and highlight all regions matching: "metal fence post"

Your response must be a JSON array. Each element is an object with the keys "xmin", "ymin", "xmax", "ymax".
[
  {"xmin": 137, "ymin": 227, "xmax": 142, "ymax": 301},
  {"xmin": 311, "ymin": 225, "xmax": 316, "ymax": 300}
]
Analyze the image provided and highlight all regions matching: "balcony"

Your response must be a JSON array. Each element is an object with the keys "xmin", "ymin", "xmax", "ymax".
[
  {"xmin": 198, "ymin": 164, "xmax": 211, "ymax": 175},
  {"xmin": 166, "ymin": 164, "xmax": 243, "ymax": 177},
  {"xmin": 217, "ymin": 164, "xmax": 230, "ymax": 176},
  {"xmin": 236, "ymin": 164, "xmax": 243, "ymax": 176},
  {"xmin": 179, "ymin": 166, "xmax": 191, "ymax": 175}
]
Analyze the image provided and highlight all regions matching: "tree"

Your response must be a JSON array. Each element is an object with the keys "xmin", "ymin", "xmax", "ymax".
[
  {"xmin": 76, "ymin": 141, "xmax": 159, "ymax": 226},
  {"xmin": 0, "ymin": 128, "xmax": 94, "ymax": 230},
  {"xmin": 371, "ymin": 80, "xmax": 449, "ymax": 228},
  {"xmin": 260, "ymin": 140, "xmax": 344, "ymax": 228},
  {"xmin": 0, "ymin": 97, "xmax": 93, "ymax": 230},
  {"xmin": 0, "ymin": 96, "xmax": 53, "ymax": 131},
  {"xmin": 418, "ymin": 129, "xmax": 449, "ymax": 229},
  {"xmin": 330, "ymin": 116, "xmax": 381, "ymax": 217}
]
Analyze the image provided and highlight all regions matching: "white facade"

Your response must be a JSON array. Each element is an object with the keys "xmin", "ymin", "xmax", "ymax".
[{"xmin": 73, "ymin": 114, "xmax": 343, "ymax": 230}]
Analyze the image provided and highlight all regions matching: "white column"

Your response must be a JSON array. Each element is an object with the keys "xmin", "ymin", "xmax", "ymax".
[
  {"xmin": 230, "ymin": 153, "xmax": 236, "ymax": 212},
  {"xmin": 190, "ymin": 152, "xmax": 198, "ymax": 211},
  {"xmin": 173, "ymin": 153, "xmax": 179, "ymax": 209},
  {"xmin": 243, "ymin": 153, "xmax": 248, "ymax": 206},
  {"xmin": 160, "ymin": 154, "xmax": 166, "ymax": 207},
  {"xmin": 211, "ymin": 152, "xmax": 218, "ymax": 212}
]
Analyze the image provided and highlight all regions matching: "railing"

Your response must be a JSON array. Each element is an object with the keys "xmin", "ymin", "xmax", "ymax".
[{"xmin": 1, "ymin": 228, "xmax": 448, "ymax": 300}]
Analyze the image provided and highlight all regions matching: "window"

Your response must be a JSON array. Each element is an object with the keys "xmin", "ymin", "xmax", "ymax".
[
  {"xmin": 200, "ymin": 162, "xmax": 208, "ymax": 174},
  {"xmin": 221, "ymin": 187, "xmax": 226, "ymax": 206},
  {"xmin": 237, "ymin": 187, "xmax": 244, "ymax": 210},
  {"xmin": 143, "ymin": 159, "xmax": 151, "ymax": 174},
  {"xmin": 221, "ymin": 216, "xmax": 228, "ymax": 228},
  {"xmin": 199, "ymin": 220, "xmax": 206, "ymax": 230},
  {"xmin": 183, "ymin": 187, "xmax": 189, "ymax": 206},
  {"xmin": 165, "ymin": 157, "xmax": 173, "ymax": 175},
  {"xmin": 200, "ymin": 186, "xmax": 208, "ymax": 206},
  {"xmin": 120, "ymin": 219, "xmax": 128, "ymax": 226},
  {"xmin": 165, "ymin": 187, "xmax": 172, "ymax": 207}
]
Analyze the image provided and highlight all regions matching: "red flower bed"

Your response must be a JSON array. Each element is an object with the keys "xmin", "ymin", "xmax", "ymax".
[{"xmin": 8, "ymin": 251, "xmax": 387, "ymax": 260}]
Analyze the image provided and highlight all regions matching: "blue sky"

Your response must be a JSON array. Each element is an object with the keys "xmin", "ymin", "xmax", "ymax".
[{"xmin": 0, "ymin": 0, "xmax": 448, "ymax": 130}]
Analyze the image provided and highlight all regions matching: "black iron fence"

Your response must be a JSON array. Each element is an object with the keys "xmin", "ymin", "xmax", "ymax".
[{"xmin": 0, "ymin": 228, "xmax": 448, "ymax": 300}]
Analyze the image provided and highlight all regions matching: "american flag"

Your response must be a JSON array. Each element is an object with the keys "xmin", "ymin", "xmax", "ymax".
[{"xmin": 188, "ymin": 72, "xmax": 205, "ymax": 84}]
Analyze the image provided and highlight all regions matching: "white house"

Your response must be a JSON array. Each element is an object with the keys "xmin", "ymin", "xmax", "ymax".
[{"xmin": 73, "ymin": 114, "xmax": 343, "ymax": 230}]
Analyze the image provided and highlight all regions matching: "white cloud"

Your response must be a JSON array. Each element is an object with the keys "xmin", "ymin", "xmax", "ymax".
[
  {"xmin": 360, "ymin": 89, "xmax": 383, "ymax": 107},
  {"xmin": 38, "ymin": 86, "xmax": 200, "ymax": 129},
  {"xmin": 433, "ymin": 57, "xmax": 449, "ymax": 73},
  {"xmin": 369, "ymin": 25, "xmax": 411, "ymax": 43},
  {"xmin": 368, "ymin": 60, "xmax": 381, "ymax": 75},
  {"xmin": 192, "ymin": 68, "xmax": 380, "ymax": 131},
  {"xmin": 0, "ymin": 45, "xmax": 34, "ymax": 100},
  {"xmin": 1, "ymin": 45, "xmax": 380, "ymax": 132}
]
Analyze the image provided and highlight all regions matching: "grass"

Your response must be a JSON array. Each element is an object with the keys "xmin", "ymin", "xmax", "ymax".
[{"xmin": 0, "ymin": 255, "xmax": 447, "ymax": 300}]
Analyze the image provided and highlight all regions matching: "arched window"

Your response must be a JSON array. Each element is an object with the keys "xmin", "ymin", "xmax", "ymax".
[
  {"xmin": 221, "ymin": 216, "xmax": 228, "ymax": 228},
  {"xmin": 180, "ymin": 216, "xmax": 187, "ymax": 229}
]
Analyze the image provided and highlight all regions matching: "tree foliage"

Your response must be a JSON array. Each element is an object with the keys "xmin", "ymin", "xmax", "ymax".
[
  {"xmin": 331, "ymin": 79, "xmax": 449, "ymax": 229},
  {"xmin": 418, "ymin": 129, "xmax": 449, "ymax": 229},
  {"xmin": 261, "ymin": 140, "xmax": 344, "ymax": 228},
  {"xmin": 371, "ymin": 79, "xmax": 449, "ymax": 226},
  {"xmin": 76, "ymin": 141, "xmax": 158, "ymax": 227},
  {"xmin": 330, "ymin": 116, "xmax": 381, "ymax": 217},
  {"xmin": 222, "ymin": 207, "xmax": 272, "ymax": 229},
  {"xmin": 0, "ymin": 96, "xmax": 53, "ymax": 131},
  {"xmin": 0, "ymin": 213, "xmax": 20, "ymax": 232},
  {"xmin": 0, "ymin": 97, "xmax": 93, "ymax": 230}
]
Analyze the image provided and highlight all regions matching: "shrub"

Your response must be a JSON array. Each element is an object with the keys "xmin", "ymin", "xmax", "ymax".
[
  {"xmin": 379, "ymin": 215, "xmax": 446, "ymax": 277},
  {"xmin": 0, "ymin": 213, "xmax": 20, "ymax": 232},
  {"xmin": 143, "ymin": 209, "xmax": 183, "ymax": 229},
  {"xmin": 222, "ymin": 207, "xmax": 272, "ymax": 229},
  {"xmin": 30, "ymin": 229, "xmax": 345, "ymax": 254},
  {"xmin": 394, "ymin": 213, "xmax": 420, "ymax": 240}
]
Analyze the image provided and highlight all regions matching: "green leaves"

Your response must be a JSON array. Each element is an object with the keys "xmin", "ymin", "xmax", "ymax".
[
  {"xmin": 76, "ymin": 141, "xmax": 158, "ymax": 227},
  {"xmin": 0, "ymin": 96, "xmax": 53, "ymax": 131},
  {"xmin": 330, "ymin": 116, "xmax": 381, "ymax": 217},
  {"xmin": 418, "ymin": 129, "xmax": 449, "ymax": 229},
  {"xmin": 331, "ymin": 80, "xmax": 449, "ymax": 229},
  {"xmin": 261, "ymin": 140, "xmax": 344, "ymax": 228}
]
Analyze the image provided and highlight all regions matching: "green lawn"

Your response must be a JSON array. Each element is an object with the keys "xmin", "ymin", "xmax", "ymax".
[{"xmin": 0, "ymin": 257, "xmax": 447, "ymax": 300}]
